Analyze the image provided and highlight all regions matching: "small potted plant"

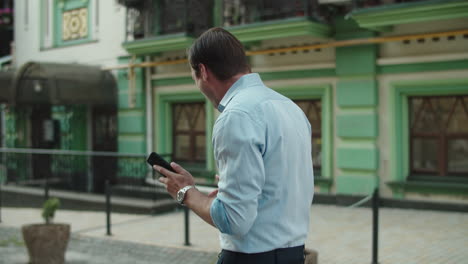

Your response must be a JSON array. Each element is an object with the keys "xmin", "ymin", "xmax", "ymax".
[{"xmin": 22, "ymin": 198, "xmax": 71, "ymax": 264}]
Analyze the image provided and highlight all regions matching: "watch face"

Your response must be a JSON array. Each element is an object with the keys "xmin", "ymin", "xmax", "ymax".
[{"xmin": 177, "ymin": 190, "xmax": 184, "ymax": 203}]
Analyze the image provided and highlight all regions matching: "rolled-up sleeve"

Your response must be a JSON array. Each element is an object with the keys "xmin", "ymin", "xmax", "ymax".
[
  {"xmin": 209, "ymin": 110, "xmax": 265, "ymax": 237},
  {"xmin": 210, "ymin": 197, "xmax": 232, "ymax": 234}
]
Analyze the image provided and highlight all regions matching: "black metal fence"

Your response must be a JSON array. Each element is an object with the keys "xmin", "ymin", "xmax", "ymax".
[
  {"xmin": 0, "ymin": 147, "xmax": 194, "ymax": 244},
  {"xmin": 0, "ymin": 148, "xmax": 170, "ymax": 196}
]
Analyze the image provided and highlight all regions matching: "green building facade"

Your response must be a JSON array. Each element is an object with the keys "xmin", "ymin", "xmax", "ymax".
[
  {"xmin": 4, "ymin": 0, "xmax": 468, "ymax": 203},
  {"xmin": 116, "ymin": 0, "xmax": 468, "ymax": 203}
]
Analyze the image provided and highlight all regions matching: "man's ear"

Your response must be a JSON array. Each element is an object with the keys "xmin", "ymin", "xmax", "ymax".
[{"xmin": 199, "ymin": 64, "xmax": 209, "ymax": 81}]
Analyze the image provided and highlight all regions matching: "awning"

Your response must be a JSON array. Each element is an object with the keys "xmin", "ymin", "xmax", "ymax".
[{"xmin": 4, "ymin": 61, "xmax": 117, "ymax": 105}]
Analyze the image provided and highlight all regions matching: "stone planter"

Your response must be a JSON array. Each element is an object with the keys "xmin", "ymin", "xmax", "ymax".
[
  {"xmin": 22, "ymin": 223, "xmax": 70, "ymax": 264},
  {"xmin": 304, "ymin": 248, "xmax": 318, "ymax": 264}
]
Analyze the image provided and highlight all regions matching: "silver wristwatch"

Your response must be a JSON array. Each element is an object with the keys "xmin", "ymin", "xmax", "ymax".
[{"xmin": 176, "ymin": 185, "xmax": 195, "ymax": 205}]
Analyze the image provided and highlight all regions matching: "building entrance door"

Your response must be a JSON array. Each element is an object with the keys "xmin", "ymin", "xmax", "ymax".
[
  {"xmin": 30, "ymin": 105, "xmax": 53, "ymax": 180},
  {"xmin": 92, "ymin": 106, "xmax": 117, "ymax": 193}
]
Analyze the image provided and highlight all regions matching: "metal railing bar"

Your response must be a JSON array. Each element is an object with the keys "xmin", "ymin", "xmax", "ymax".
[
  {"xmin": 348, "ymin": 193, "xmax": 373, "ymax": 208},
  {"xmin": 0, "ymin": 148, "xmax": 151, "ymax": 158}
]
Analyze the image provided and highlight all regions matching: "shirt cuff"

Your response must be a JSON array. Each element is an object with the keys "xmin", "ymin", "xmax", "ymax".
[{"xmin": 210, "ymin": 197, "xmax": 232, "ymax": 235}]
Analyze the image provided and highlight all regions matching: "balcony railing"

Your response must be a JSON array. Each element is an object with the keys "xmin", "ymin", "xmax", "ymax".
[
  {"xmin": 122, "ymin": 0, "xmax": 434, "ymax": 44},
  {"xmin": 125, "ymin": 0, "xmax": 213, "ymax": 42},
  {"xmin": 223, "ymin": 0, "xmax": 319, "ymax": 27}
]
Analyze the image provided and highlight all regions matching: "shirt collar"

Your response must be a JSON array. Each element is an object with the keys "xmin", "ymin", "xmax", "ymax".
[{"xmin": 217, "ymin": 73, "xmax": 263, "ymax": 112}]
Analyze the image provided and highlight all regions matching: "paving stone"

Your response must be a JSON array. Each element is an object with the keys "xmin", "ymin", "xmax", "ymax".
[{"xmin": 1, "ymin": 205, "xmax": 467, "ymax": 263}]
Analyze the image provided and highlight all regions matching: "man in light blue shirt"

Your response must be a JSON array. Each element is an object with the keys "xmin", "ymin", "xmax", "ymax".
[{"xmin": 155, "ymin": 27, "xmax": 314, "ymax": 264}]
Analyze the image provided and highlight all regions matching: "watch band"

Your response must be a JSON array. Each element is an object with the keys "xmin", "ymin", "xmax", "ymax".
[{"xmin": 177, "ymin": 185, "xmax": 195, "ymax": 205}]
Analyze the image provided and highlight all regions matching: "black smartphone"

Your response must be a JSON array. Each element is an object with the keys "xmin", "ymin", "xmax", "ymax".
[{"xmin": 147, "ymin": 152, "xmax": 175, "ymax": 173}]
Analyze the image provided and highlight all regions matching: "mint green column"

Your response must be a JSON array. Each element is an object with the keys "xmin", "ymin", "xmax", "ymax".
[
  {"xmin": 335, "ymin": 17, "xmax": 379, "ymax": 195},
  {"xmin": 117, "ymin": 56, "xmax": 147, "ymax": 180},
  {"xmin": 117, "ymin": 56, "xmax": 146, "ymax": 155}
]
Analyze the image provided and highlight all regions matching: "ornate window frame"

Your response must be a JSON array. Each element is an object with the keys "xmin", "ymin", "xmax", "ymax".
[
  {"xmin": 387, "ymin": 78, "xmax": 468, "ymax": 197},
  {"xmin": 41, "ymin": 0, "xmax": 98, "ymax": 49},
  {"xmin": 155, "ymin": 91, "xmax": 215, "ymax": 179}
]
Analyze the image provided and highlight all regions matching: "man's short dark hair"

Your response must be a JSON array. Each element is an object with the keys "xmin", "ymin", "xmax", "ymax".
[{"xmin": 188, "ymin": 27, "xmax": 250, "ymax": 81}]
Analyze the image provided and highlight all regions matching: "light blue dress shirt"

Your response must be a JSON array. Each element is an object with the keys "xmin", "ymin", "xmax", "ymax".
[{"xmin": 210, "ymin": 73, "xmax": 314, "ymax": 253}]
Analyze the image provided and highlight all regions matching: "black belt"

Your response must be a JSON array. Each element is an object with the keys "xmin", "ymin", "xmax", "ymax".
[{"xmin": 218, "ymin": 245, "xmax": 305, "ymax": 264}]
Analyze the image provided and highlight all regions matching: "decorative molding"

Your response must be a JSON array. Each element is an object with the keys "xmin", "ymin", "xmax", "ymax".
[
  {"xmin": 349, "ymin": 0, "xmax": 468, "ymax": 30},
  {"xmin": 377, "ymin": 52, "xmax": 468, "ymax": 65},
  {"xmin": 253, "ymin": 63, "xmax": 335, "ymax": 73},
  {"xmin": 226, "ymin": 17, "xmax": 331, "ymax": 43},
  {"xmin": 122, "ymin": 33, "xmax": 194, "ymax": 55},
  {"xmin": 378, "ymin": 59, "xmax": 468, "ymax": 74},
  {"xmin": 151, "ymin": 72, "xmax": 191, "ymax": 80}
]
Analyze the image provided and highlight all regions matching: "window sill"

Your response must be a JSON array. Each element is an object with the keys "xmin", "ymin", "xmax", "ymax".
[
  {"xmin": 40, "ymin": 39, "xmax": 99, "ymax": 51},
  {"xmin": 348, "ymin": 0, "xmax": 468, "ymax": 31},
  {"xmin": 314, "ymin": 176, "xmax": 332, "ymax": 188},
  {"xmin": 387, "ymin": 180, "xmax": 468, "ymax": 196},
  {"xmin": 122, "ymin": 33, "xmax": 194, "ymax": 55}
]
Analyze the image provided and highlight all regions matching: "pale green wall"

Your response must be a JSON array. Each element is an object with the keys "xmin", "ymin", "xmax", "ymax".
[{"xmin": 335, "ymin": 18, "xmax": 380, "ymax": 195}]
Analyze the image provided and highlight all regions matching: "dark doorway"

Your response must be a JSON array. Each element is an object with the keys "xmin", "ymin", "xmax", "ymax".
[
  {"xmin": 92, "ymin": 106, "xmax": 117, "ymax": 193},
  {"xmin": 30, "ymin": 105, "xmax": 53, "ymax": 180}
]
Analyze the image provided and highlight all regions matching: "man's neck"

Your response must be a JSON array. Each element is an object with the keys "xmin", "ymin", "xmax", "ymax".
[{"xmin": 213, "ymin": 72, "xmax": 249, "ymax": 107}]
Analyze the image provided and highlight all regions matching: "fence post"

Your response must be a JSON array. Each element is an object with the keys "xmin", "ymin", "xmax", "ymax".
[
  {"xmin": 184, "ymin": 207, "xmax": 190, "ymax": 246},
  {"xmin": 372, "ymin": 188, "xmax": 379, "ymax": 264},
  {"xmin": 44, "ymin": 172, "xmax": 49, "ymax": 201},
  {"xmin": 0, "ymin": 183, "xmax": 2, "ymax": 223},
  {"xmin": 105, "ymin": 179, "xmax": 112, "ymax": 236}
]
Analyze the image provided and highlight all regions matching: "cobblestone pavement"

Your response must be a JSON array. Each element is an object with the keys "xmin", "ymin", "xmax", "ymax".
[
  {"xmin": 0, "ymin": 226, "xmax": 218, "ymax": 264},
  {"xmin": 309, "ymin": 206, "xmax": 468, "ymax": 264},
  {"xmin": 1, "ymin": 205, "xmax": 467, "ymax": 263}
]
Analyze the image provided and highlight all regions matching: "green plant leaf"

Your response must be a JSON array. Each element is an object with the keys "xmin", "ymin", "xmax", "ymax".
[{"xmin": 42, "ymin": 197, "xmax": 61, "ymax": 224}]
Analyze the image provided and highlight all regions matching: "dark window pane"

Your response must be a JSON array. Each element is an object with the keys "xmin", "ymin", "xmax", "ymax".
[
  {"xmin": 174, "ymin": 105, "xmax": 190, "ymax": 131},
  {"xmin": 448, "ymin": 139, "xmax": 468, "ymax": 173},
  {"xmin": 195, "ymin": 135, "xmax": 206, "ymax": 161},
  {"xmin": 412, "ymin": 138, "xmax": 438, "ymax": 172},
  {"xmin": 433, "ymin": 97, "xmax": 455, "ymax": 127},
  {"xmin": 293, "ymin": 99, "xmax": 321, "ymax": 172},
  {"xmin": 172, "ymin": 102, "xmax": 206, "ymax": 165},
  {"xmin": 296, "ymin": 100, "xmax": 321, "ymax": 131},
  {"xmin": 447, "ymin": 97, "xmax": 468, "ymax": 133},
  {"xmin": 194, "ymin": 105, "xmax": 205, "ymax": 131},
  {"xmin": 409, "ymin": 98, "xmax": 423, "ymax": 126},
  {"xmin": 410, "ymin": 98, "xmax": 439, "ymax": 133},
  {"xmin": 312, "ymin": 137, "xmax": 321, "ymax": 167},
  {"xmin": 174, "ymin": 135, "xmax": 190, "ymax": 160}
]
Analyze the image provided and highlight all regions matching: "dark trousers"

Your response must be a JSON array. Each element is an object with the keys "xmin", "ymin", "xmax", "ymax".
[{"xmin": 216, "ymin": 245, "xmax": 305, "ymax": 264}]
